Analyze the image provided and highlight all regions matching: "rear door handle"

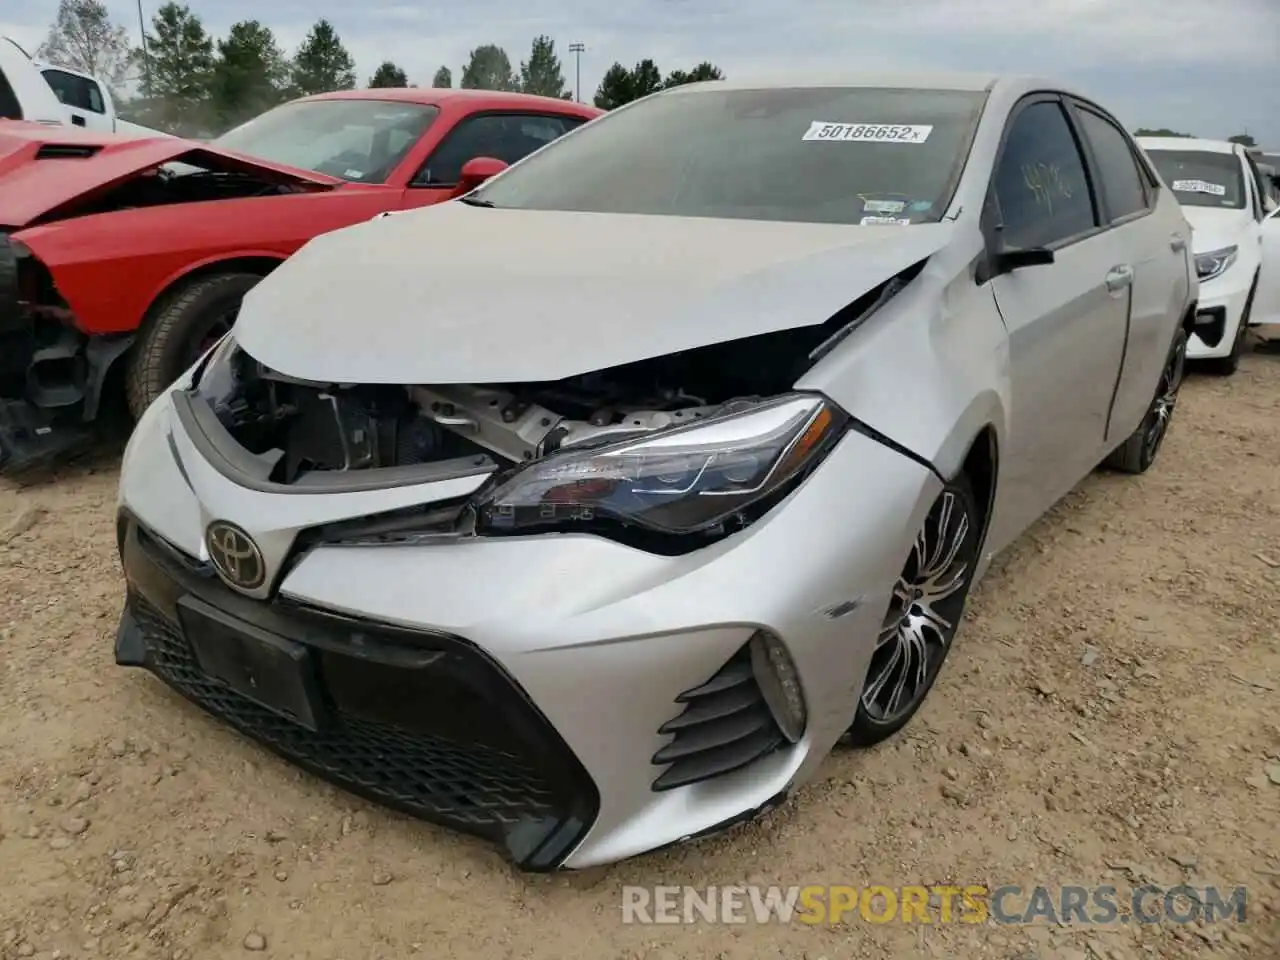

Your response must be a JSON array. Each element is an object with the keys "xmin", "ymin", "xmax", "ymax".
[{"xmin": 1105, "ymin": 265, "xmax": 1134, "ymax": 293}]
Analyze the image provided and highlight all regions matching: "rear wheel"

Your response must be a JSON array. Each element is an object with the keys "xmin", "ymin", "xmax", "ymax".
[
  {"xmin": 845, "ymin": 473, "xmax": 981, "ymax": 747},
  {"xmin": 125, "ymin": 272, "xmax": 261, "ymax": 420},
  {"xmin": 1103, "ymin": 327, "xmax": 1186, "ymax": 474}
]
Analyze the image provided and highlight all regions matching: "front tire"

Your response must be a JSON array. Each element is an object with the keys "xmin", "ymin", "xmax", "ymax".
[
  {"xmin": 125, "ymin": 272, "xmax": 261, "ymax": 420},
  {"xmin": 845, "ymin": 473, "xmax": 981, "ymax": 747},
  {"xmin": 1103, "ymin": 326, "xmax": 1186, "ymax": 474}
]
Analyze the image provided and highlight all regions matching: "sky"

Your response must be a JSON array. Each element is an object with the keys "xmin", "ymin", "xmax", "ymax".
[{"xmin": 3, "ymin": 0, "xmax": 1278, "ymax": 145}]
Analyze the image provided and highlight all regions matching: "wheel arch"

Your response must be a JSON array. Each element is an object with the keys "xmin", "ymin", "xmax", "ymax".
[{"xmin": 954, "ymin": 424, "xmax": 999, "ymax": 552}]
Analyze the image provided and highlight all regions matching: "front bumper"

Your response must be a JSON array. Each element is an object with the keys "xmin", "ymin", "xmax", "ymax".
[
  {"xmin": 1187, "ymin": 270, "xmax": 1253, "ymax": 359},
  {"xmin": 116, "ymin": 392, "xmax": 941, "ymax": 868}
]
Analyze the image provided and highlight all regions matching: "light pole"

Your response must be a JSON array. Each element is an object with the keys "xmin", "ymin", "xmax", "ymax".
[
  {"xmin": 568, "ymin": 42, "xmax": 585, "ymax": 102},
  {"xmin": 136, "ymin": 0, "xmax": 151, "ymax": 97}
]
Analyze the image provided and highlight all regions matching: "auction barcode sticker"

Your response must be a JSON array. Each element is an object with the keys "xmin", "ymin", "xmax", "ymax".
[
  {"xmin": 803, "ymin": 122, "xmax": 933, "ymax": 143},
  {"xmin": 1170, "ymin": 179, "xmax": 1227, "ymax": 197}
]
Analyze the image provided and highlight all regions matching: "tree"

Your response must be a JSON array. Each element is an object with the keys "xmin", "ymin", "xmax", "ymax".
[
  {"xmin": 210, "ymin": 20, "xmax": 287, "ymax": 128},
  {"xmin": 1228, "ymin": 133, "xmax": 1257, "ymax": 147},
  {"xmin": 460, "ymin": 44, "xmax": 516, "ymax": 91},
  {"xmin": 37, "ymin": 0, "xmax": 133, "ymax": 93},
  {"xmin": 593, "ymin": 59, "xmax": 663, "ymax": 110},
  {"xmin": 519, "ymin": 35, "xmax": 567, "ymax": 98},
  {"xmin": 369, "ymin": 61, "xmax": 408, "ymax": 88},
  {"xmin": 290, "ymin": 19, "xmax": 356, "ymax": 96},
  {"xmin": 143, "ymin": 3, "xmax": 215, "ymax": 129},
  {"xmin": 1133, "ymin": 127, "xmax": 1193, "ymax": 138},
  {"xmin": 663, "ymin": 61, "xmax": 724, "ymax": 89},
  {"xmin": 431, "ymin": 66, "xmax": 452, "ymax": 88}
]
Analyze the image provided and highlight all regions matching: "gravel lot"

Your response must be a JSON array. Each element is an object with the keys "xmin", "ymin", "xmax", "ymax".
[{"xmin": 1, "ymin": 349, "xmax": 1278, "ymax": 960}]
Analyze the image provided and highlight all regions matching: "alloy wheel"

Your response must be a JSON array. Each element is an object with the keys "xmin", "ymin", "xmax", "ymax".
[
  {"xmin": 1142, "ymin": 331, "xmax": 1186, "ymax": 463},
  {"xmin": 860, "ymin": 485, "xmax": 977, "ymax": 725}
]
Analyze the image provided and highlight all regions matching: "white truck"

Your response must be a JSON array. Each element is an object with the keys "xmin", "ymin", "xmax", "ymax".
[{"xmin": 0, "ymin": 35, "xmax": 165, "ymax": 137}]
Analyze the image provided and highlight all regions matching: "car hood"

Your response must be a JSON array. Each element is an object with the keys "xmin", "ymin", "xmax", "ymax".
[
  {"xmin": 0, "ymin": 122, "xmax": 341, "ymax": 228},
  {"xmin": 1183, "ymin": 206, "xmax": 1251, "ymax": 254},
  {"xmin": 234, "ymin": 203, "xmax": 956, "ymax": 384}
]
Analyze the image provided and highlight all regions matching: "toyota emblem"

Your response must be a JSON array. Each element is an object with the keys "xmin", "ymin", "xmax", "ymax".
[{"xmin": 205, "ymin": 521, "xmax": 266, "ymax": 591}]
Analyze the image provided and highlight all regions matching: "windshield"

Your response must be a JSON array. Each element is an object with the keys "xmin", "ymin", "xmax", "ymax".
[
  {"xmin": 470, "ymin": 86, "xmax": 988, "ymax": 225},
  {"xmin": 213, "ymin": 100, "xmax": 439, "ymax": 184},
  {"xmin": 1146, "ymin": 149, "xmax": 1246, "ymax": 209}
]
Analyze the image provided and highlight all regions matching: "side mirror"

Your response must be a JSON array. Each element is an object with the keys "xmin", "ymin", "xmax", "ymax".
[
  {"xmin": 456, "ymin": 156, "xmax": 507, "ymax": 194},
  {"xmin": 977, "ymin": 246, "xmax": 1055, "ymax": 282},
  {"xmin": 994, "ymin": 247, "xmax": 1055, "ymax": 272}
]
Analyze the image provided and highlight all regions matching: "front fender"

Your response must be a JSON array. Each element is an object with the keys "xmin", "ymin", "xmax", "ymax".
[{"xmin": 797, "ymin": 238, "xmax": 1009, "ymax": 482}]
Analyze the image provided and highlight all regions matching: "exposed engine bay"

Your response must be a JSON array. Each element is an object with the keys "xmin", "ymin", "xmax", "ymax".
[
  {"xmin": 60, "ymin": 165, "xmax": 312, "ymax": 220},
  {"xmin": 204, "ymin": 325, "xmax": 846, "ymax": 485},
  {"xmin": 196, "ymin": 260, "xmax": 923, "ymax": 486}
]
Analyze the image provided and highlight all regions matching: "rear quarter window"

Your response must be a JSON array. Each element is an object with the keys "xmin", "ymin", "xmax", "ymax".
[{"xmin": 0, "ymin": 65, "xmax": 22, "ymax": 120}]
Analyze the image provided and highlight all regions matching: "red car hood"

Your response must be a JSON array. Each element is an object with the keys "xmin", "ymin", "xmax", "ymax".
[{"xmin": 0, "ymin": 121, "xmax": 342, "ymax": 228}]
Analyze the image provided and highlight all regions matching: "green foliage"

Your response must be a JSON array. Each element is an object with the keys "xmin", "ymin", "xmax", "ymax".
[
  {"xmin": 431, "ymin": 66, "xmax": 452, "ymax": 88},
  {"xmin": 369, "ymin": 61, "xmax": 408, "ymax": 88},
  {"xmin": 1228, "ymin": 133, "xmax": 1256, "ymax": 147},
  {"xmin": 460, "ymin": 44, "xmax": 517, "ymax": 90},
  {"xmin": 663, "ymin": 61, "xmax": 724, "ymax": 89},
  {"xmin": 36, "ymin": 0, "xmax": 134, "ymax": 92},
  {"xmin": 593, "ymin": 58, "xmax": 663, "ymax": 110},
  {"xmin": 290, "ymin": 19, "xmax": 356, "ymax": 96},
  {"xmin": 519, "ymin": 35, "xmax": 568, "ymax": 98},
  {"xmin": 1133, "ymin": 127, "xmax": 1194, "ymax": 138},
  {"xmin": 142, "ymin": 3, "xmax": 215, "ymax": 129},
  {"xmin": 210, "ymin": 20, "xmax": 288, "ymax": 128}
]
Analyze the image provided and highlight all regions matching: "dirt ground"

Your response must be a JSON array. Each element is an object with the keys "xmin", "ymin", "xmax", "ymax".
[{"xmin": 1, "ymin": 348, "xmax": 1278, "ymax": 960}]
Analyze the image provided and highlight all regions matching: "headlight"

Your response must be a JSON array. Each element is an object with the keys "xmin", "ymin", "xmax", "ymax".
[
  {"xmin": 473, "ymin": 393, "xmax": 846, "ymax": 541},
  {"xmin": 1195, "ymin": 245, "xmax": 1238, "ymax": 282}
]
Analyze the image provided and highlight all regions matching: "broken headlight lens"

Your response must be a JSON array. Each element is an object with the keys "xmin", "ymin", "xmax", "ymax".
[{"xmin": 473, "ymin": 393, "xmax": 846, "ymax": 537}]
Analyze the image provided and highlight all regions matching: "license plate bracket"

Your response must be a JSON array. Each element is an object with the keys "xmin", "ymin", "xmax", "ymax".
[{"xmin": 177, "ymin": 596, "xmax": 324, "ymax": 731}]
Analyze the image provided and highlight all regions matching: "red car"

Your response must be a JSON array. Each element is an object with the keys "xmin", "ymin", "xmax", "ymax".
[{"xmin": 0, "ymin": 88, "xmax": 601, "ymax": 474}]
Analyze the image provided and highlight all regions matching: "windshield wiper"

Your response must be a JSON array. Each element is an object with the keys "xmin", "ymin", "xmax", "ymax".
[{"xmin": 457, "ymin": 196, "xmax": 496, "ymax": 208}]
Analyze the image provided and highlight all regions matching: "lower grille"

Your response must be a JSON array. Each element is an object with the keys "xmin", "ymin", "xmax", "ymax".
[
  {"xmin": 651, "ymin": 645, "xmax": 785, "ymax": 791},
  {"xmin": 132, "ymin": 595, "xmax": 557, "ymax": 827}
]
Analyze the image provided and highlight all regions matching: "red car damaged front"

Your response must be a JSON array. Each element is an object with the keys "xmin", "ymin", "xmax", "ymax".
[{"xmin": 0, "ymin": 122, "xmax": 353, "ymax": 474}]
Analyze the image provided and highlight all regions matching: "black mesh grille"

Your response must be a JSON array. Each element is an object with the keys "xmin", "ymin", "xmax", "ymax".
[
  {"xmin": 651, "ymin": 645, "xmax": 785, "ymax": 791},
  {"xmin": 130, "ymin": 593, "xmax": 564, "ymax": 832}
]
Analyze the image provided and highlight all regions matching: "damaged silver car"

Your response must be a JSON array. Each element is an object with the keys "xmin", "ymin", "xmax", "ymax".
[{"xmin": 114, "ymin": 72, "xmax": 1197, "ymax": 869}]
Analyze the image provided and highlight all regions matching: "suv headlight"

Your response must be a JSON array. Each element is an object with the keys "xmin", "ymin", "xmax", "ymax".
[
  {"xmin": 1195, "ymin": 245, "xmax": 1238, "ymax": 282},
  {"xmin": 473, "ymin": 393, "xmax": 846, "ymax": 543}
]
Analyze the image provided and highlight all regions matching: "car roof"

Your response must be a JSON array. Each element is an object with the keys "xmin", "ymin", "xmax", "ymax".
[
  {"xmin": 659, "ymin": 71, "xmax": 1087, "ymax": 96},
  {"xmin": 296, "ymin": 87, "xmax": 600, "ymax": 114},
  {"xmin": 1137, "ymin": 136, "xmax": 1240, "ymax": 155}
]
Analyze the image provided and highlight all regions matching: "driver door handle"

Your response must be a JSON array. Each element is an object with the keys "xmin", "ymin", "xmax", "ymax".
[
  {"xmin": 1105, "ymin": 264, "xmax": 1134, "ymax": 294},
  {"xmin": 1170, "ymin": 234, "xmax": 1186, "ymax": 252}
]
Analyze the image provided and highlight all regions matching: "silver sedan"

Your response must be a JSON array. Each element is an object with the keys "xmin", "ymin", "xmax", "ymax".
[{"xmin": 114, "ymin": 71, "xmax": 1197, "ymax": 870}]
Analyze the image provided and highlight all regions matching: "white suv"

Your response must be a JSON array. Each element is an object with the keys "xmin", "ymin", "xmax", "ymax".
[{"xmin": 1139, "ymin": 136, "xmax": 1280, "ymax": 373}]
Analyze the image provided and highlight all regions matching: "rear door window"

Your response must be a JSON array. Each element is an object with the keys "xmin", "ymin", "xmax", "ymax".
[{"xmin": 1073, "ymin": 105, "xmax": 1150, "ymax": 222}]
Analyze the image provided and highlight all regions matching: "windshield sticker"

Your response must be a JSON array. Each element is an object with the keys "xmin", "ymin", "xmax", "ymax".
[
  {"xmin": 862, "ymin": 199, "xmax": 907, "ymax": 214},
  {"xmin": 803, "ymin": 122, "xmax": 933, "ymax": 144},
  {"xmin": 909, "ymin": 200, "xmax": 934, "ymax": 212},
  {"xmin": 1170, "ymin": 178, "xmax": 1226, "ymax": 196},
  {"xmin": 344, "ymin": 169, "xmax": 365, "ymax": 179},
  {"xmin": 860, "ymin": 215, "xmax": 912, "ymax": 226}
]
